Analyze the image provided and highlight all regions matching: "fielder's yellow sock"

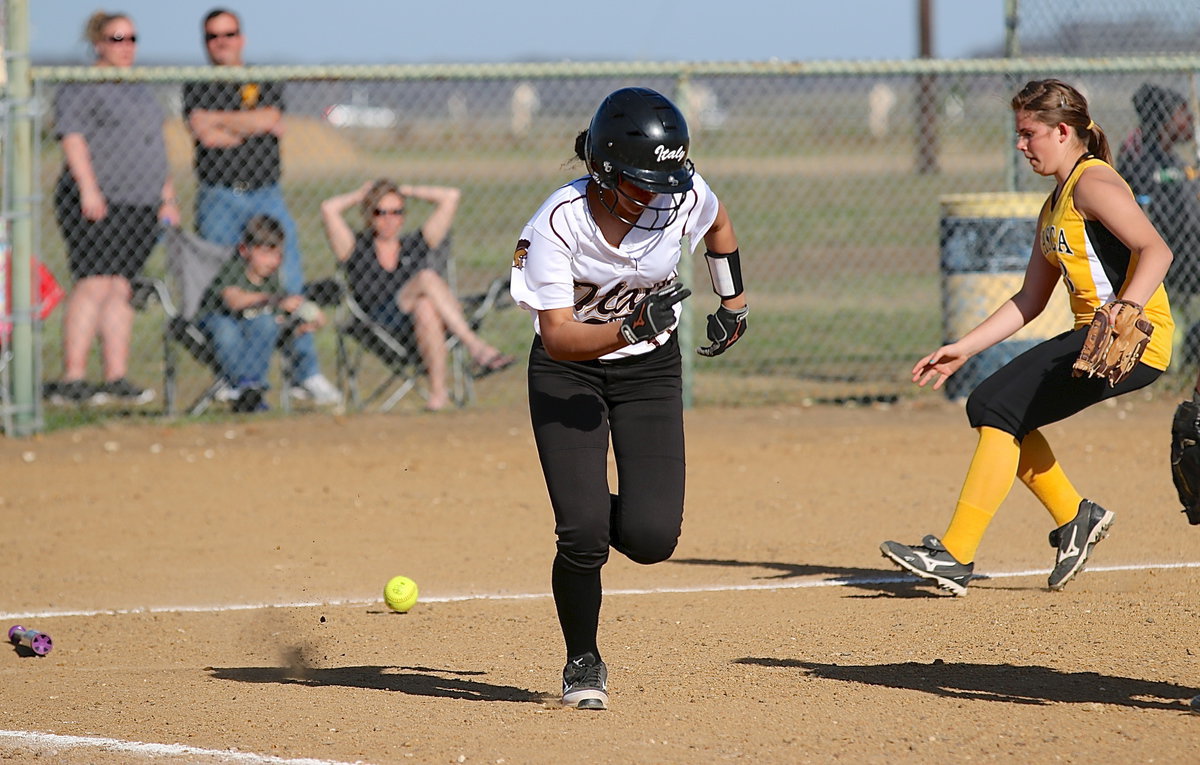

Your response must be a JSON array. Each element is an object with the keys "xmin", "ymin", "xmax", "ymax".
[
  {"xmin": 940, "ymin": 427, "xmax": 1020, "ymax": 564},
  {"xmin": 1016, "ymin": 429, "xmax": 1083, "ymax": 526}
]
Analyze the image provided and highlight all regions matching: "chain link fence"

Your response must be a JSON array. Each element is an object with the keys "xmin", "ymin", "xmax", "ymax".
[
  {"xmin": 9, "ymin": 1, "xmax": 1200, "ymax": 432},
  {"xmin": 1013, "ymin": 0, "xmax": 1200, "ymax": 57}
]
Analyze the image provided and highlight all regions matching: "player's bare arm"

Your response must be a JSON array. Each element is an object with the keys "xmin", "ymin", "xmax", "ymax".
[
  {"xmin": 537, "ymin": 307, "xmax": 627, "ymax": 361},
  {"xmin": 695, "ymin": 202, "xmax": 748, "ymax": 357},
  {"xmin": 1073, "ymin": 165, "xmax": 1173, "ymax": 306},
  {"xmin": 702, "ymin": 202, "xmax": 746, "ymax": 311},
  {"xmin": 914, "ymin": 243, "xmax": 1058, "ymax": 389}
]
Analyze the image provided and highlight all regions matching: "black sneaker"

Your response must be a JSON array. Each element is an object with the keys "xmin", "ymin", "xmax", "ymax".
[
  {"xmin": 562, "ymin": 652, "xmax": 608, "ymax": 710},
  {"xmin": 1047, "ymin": 500, "xmax": 1114, "ymax": 591},
  {"xmin": 95, "ymin": 377, "xmax": 155, "ymax": 406},
  {"xmin": 880, "ymin": 534, "xmax": 974, "ymax": 596},
  {"xmin": 44, "ymin": 379, "xmax": 96, "ymax": 405},
  {"xmin": 232, "ymin": 386, "xmax": 268, "ymax": 413}
]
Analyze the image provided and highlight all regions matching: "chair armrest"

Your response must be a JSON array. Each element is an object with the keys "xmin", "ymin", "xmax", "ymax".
[{"xmin": 129, "ymin": 276, "xmax": 179, "ymax": 317}]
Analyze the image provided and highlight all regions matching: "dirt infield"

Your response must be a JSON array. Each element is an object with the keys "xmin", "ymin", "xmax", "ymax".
[{"xmin": 2, "ymin": 395, "xmax": 1198, "ymax": 764}]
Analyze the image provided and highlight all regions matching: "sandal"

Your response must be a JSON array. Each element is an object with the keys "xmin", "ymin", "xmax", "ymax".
[{"xmin": 470, "ymin": 351, "xmax": 516, "ymax": 379}]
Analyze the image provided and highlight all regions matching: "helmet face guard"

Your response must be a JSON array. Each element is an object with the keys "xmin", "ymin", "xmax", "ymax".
[
  {"xmin": 585, "ymin": 87, "xmax": 694, "ymax": 231},
  {"xmin": 590, "ymin": 159, "xmax": 696, "ymax": 230}
]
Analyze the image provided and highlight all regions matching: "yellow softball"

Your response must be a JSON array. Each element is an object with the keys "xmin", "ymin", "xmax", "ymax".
[{"xmin": 383, "ymin": 575, "xmax": 419, "ymax": 613}]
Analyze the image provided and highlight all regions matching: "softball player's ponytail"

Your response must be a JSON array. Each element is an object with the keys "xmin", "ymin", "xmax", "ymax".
[
  {"xmin": 573, "ymin": 130, "xmax": 589, "ymax": 162},
  {"xmin": 1011, "ymin": 78, "xmax": 1111, "ymax": 164},
  {"xmin": 1079, "ymin": 120, "xmax": 1112, "ymax": 165}
]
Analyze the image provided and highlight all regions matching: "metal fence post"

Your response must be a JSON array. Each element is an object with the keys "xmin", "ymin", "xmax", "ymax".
[
  {"xmin": 676, "ymin": 73, "xmax": 694, "ymax": 409},
  {"xmin": 6, "ymin": 0, "xmax": 36, "ymax": 436}
]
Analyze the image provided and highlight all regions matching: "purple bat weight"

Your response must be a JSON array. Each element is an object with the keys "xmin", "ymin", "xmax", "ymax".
[{"xmin": 8, "ymin": 625, "xmax": 53, "ymax": 656}]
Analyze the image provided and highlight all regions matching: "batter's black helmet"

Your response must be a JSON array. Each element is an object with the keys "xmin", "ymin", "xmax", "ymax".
[
  {"xmin": 585, "ymin": 87, "xmax": 694, "ymax": 229},
  {"xmin": 587, "ymin": 87, "xmax": 694, "ymax": 193}
]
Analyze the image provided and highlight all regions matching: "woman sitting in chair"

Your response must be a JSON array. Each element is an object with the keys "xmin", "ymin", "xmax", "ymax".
[{"xmin": 320, "ymin": 179, "xmax": 514, "ymax": 411}]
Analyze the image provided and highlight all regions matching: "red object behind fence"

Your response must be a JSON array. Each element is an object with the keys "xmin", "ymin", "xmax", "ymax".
[{"xmin": 1, "ymin": 253, "xmax": 65, "ymax": 341}]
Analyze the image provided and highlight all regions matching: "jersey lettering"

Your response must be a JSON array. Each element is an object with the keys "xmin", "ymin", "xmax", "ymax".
[
  {"xmin": 1057, "ymin": 227, "xmax": 1073, "ymax": 254},
  {"xmin": 1058, "ymin": 261, "xmax": 1077, "ymax": 293},
  {"xmin": 1040, "ymin": 224, "xmax": 1056, "ymax": 256},
  {"xmin": 573, "ymin": 276, "xmax": 674, "ymax": 321},
  {"xmin": 1040, "ymin": 224, "xmax": 1075, "ymax": 256}
]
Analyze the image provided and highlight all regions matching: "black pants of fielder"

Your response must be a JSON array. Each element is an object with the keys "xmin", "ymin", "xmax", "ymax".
[
  {"xmin": 527, "ymin": 333, "xmax": 685, "ymax": 661},
  {"xmin": 966, "ymin": 326, "xmax": 1162, "ymax": 440}
]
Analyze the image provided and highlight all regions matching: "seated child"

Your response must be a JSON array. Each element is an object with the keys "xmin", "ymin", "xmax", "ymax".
[{"xmin": 196, "ymin": 214, "xmax": 326, "ymax": 412}]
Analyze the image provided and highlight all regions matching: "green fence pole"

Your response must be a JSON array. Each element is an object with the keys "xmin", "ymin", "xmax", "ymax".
[
  {"xmin": 676, "ymin": 74, "xmax": 694, "ymax": 409},
  {"xmin": 7, "ymin": 0, "xmax": 36, "ymax": 436}
]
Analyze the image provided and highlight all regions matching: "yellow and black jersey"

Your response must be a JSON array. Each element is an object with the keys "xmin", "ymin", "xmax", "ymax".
[{"xmin": 1038, "ymin": 156, "xmax": 1174, "ymax": 371}]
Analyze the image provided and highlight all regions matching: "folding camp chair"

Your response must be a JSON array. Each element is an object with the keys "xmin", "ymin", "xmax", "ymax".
[
  {"xmin": 159, "ymin": 226, "xmax": 299, "ymax": 416},
  {"xmin": 155, "ymin": 226, "xmax": 234, "ymax": 415},
  {"xmin": 334, "ymin": 236, "xmax": 510, "ymax": 412}
]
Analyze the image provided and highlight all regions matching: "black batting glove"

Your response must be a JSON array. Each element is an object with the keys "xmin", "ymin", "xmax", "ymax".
[
  {"xmin": 697, "ymin": 304, "xmax": 748, "ymax": 357},
  {"xmin": 620, "ymin": 282, "xmax": 691, "ymax": 345}
]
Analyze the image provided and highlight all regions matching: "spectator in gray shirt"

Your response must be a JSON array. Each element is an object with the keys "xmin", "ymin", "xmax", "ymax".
[{"xmin": 48, "ymin": 10, "xmax": 179, "ymax": 406}]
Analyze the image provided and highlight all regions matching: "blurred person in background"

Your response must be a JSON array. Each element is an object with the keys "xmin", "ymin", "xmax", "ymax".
[
  {"xmin": 48, "ymin": 10, "xmax": 180, "ymax": 406},
  {"xmin": 182, "ymin": 6, "xmax": 341, "ymax": 407},
  {"xmin": 1118, "ymin": 83, "xmax": 1200, "ymax": 363},
  {"xmin": 196, "ymin": 214, "xmax": 326, "ymax": 413},
  {"xmin": 320, "ymin": 179, "xmax": 513, "ymax": 411}
]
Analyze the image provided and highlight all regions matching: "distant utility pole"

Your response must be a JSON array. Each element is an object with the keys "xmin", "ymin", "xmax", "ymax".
[
  {"xmin": 1006, "ymin": 0, "xmax": 1022, "ymax": 191},
  {"xmin": 916, "ymin": 0, "xmax": 939, "ymax": 175}
]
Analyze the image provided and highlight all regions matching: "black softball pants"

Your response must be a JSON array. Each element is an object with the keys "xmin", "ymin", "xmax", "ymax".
[
  {"xmin": 966, "ymin": 327, "xmax": 1162, "ymax": 440},
  {"xmin": 527, "ymin": 333, "xmax": 685, "ymax": 659}
]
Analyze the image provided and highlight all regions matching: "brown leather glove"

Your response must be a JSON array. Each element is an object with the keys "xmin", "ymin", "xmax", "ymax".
[{"xmin": 1071, "ymin": 300, "xmax": 1153, "ymax": 386}]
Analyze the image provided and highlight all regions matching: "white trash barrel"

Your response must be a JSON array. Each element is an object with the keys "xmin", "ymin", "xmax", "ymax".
[{"xmin": 939, "ymin": 192, "xmax": 1074, "ymax": 400}]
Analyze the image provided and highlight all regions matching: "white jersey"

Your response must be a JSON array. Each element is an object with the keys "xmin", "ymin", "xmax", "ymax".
[{"xmin": 510, "ymin": 172, "xmax": 720, "ymax": 360}]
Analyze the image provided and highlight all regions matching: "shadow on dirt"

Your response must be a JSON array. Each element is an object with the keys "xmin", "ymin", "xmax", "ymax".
[
  {"xmin": 735, "ymin": 657, "xmax": 1199, "ymax": 711},
  {"xmin": 207, "ymin": 664, "xmax": 546, "ymax": 703},
  {"xmin": 670, "ymin": 556, "xmax": 957, "ymax": 598},
  {"xmin": 8, "ymin": 643, "xmax": 41, "ymax": 658}
]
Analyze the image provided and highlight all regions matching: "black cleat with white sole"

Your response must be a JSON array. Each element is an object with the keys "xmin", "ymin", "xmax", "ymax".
[
  {"xmin": 562, "ymin": 652, "xmax": 608, "ymax": 710},
  {"xmin": 880, "ymin": 534, "xmax": 974, "ymax": 596},
  {"xmin": 1047, "ymin": 499, "xmax": 1114, "ymax": 591}
]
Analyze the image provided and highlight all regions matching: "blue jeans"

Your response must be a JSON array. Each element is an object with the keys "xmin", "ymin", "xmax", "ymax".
[
  {"xmin": 196, "ymin": 183, "xmax": 318, "ymax": 382},
  {"xmin": 198, "ymin": 312, "xmax": 280, "ymax": 387}
]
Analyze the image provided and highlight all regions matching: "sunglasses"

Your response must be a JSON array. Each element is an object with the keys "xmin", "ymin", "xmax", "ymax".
[
  {"xmin": 107, "ymin": 33, "xmax": 137, "ymax": 43},
  {"xmin": 373, "ymin": 208, "xmax": 406, "ymax": 217},
  {"xmin": 205, "ymin": 30, "xmax": 240, "ymax": 41}
]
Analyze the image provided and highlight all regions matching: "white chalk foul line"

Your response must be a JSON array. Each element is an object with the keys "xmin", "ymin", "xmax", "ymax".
[
  {"xmin": 4, "ymin": 562, "xmax": 1199, "ymax": 764},
  {"xmin": 4, "ymin": 560, "xmax": 1200, "ymax": 622},
  {"xmin": 0, "ymin": 730, "xmax": 369, "ymax": 765}
]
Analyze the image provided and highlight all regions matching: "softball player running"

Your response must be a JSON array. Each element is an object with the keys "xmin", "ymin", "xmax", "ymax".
[
  {"xmin": 881, "ymin": 79, "xmax": 1174, "ymax": 596},
  {"xmin": 510, "ymin": 87, "xmax": 748, "ymax": 709}
]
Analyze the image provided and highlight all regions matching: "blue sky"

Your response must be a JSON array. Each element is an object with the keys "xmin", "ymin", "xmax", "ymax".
[{"xmin": 29, "ymin": 1, "xmax": 1007, "ymax": 65}]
